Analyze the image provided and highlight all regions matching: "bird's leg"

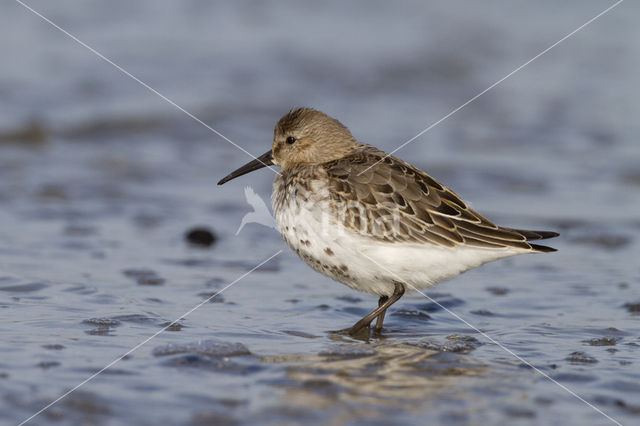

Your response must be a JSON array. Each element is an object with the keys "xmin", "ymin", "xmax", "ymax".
[
  {"xmin": 349, "ymin": 282, "xmax": 405, "ymax": 335},
  {"xmin": 373, "ymin": 295, "xmax": 389, "ymax": 331}
]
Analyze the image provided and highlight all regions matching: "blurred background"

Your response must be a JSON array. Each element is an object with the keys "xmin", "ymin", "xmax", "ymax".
[{"xmin": 1, "ymin": 1, "xmax": 638, "ymax": 425}]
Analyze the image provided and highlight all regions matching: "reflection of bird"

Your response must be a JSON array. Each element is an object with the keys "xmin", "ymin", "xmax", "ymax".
[{"xmin": 235, "ymin": 186, "xmax": 277, "ymax": 235}]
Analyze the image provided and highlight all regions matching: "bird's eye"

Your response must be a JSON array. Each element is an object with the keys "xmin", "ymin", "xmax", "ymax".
[{"xmin": 286, "ymin": 136, "xmax": 296, "ymax": 145}]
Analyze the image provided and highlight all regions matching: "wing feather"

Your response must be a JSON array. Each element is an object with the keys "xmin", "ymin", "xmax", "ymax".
[{"xmin": 325, "ymin": 146, "xmax": 558, "ymax": 252}]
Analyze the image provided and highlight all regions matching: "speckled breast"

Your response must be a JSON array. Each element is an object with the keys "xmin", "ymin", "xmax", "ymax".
[{"xmin": 272, "ymin": 166, "xmax": 356, "ymax": 285}]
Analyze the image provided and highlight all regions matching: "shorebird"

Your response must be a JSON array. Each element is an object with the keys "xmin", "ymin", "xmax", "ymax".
[{"xmin": 218, "ymin": 108, "xmax": 558, "ymax": 335}]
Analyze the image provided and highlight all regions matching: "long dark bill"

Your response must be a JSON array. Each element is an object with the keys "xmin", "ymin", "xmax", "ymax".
[{"xmin": 217, "ymin": 150, "xmax": 274, "ymax": 185}]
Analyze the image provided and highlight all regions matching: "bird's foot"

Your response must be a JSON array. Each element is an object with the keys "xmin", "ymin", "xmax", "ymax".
[{"xmin": 348, "ymin": 318, "xmax": 372, "ymax": 336}]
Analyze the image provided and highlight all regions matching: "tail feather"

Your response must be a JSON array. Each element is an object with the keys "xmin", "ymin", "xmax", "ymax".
[
  {"xmin": 503, "ymin": 227, "xmax": 559, "ymax": 241},
  {"xmin": 529, "ymin": 243, "xmax": 557, "ymax": 253},
  {"xmin": 501, "ymin": 227, "xmax": 559, "ymax": 253}
]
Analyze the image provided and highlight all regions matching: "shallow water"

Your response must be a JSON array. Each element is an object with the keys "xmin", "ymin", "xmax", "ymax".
[{"xmin": 1, "ymin": 1, "xmax": 639, "ymax": 425}]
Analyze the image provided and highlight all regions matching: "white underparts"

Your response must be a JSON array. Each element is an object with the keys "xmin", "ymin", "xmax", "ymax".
[{"xmin": 272, "ymin": 177, "xmax": 526, "ymax": 296}]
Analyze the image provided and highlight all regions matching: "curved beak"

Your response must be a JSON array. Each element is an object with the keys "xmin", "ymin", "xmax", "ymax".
[{"xmin": 217, "ymin": 150, "xmax": 273, "ymax": 185}]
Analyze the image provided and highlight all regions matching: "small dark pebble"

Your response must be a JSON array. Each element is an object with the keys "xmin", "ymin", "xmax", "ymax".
[
  {"xmin": 83, "ymin": 318, "xmax": 121, "ymax": 327},
  {"xmin": 185, "ymin": 227, "xmax": 217, "ymax": 247},
  {"xmin": 486, "ymin": 286, "xmax": 509, "ymax": 296},
  {"xmin": 448, "ymin": 334, "xmax": 480, "ymax": 343},
  {"xmin": 534, "ymin": 396, "xmax": 553, "ymax": 406},
  {"xmin": 162, "ymin": 322, "xmax": 184, "ymax": 331},
  {"xmin": 623, "ymin": 302, "xmax": 640, "ymax": 313},
  {"xmin": 63, "ymin": 225, "xmax": 97, "ymax": 237},
  {"xmin": 565, "ymin": 351, "xmax": 598, "ymax": 364},
  {"xmin": 111, "ymin": 314, "xmax": 156, "ymax": 324},
  {"xmin": 588, "ymin": 337, "xmax": 618, "ymax": 346},
  {"xmin": 138, "ymin": 276, "xmax": 164, "ymax": 286},
  {"xmin": 122, "ymin": 269, "xmax": 165, "ymax": 286},
  {"xmin": 212, "ymin": 398, "xmax": 247, "ymax": 409},
  {"xmin": 122, "ymin": 269, "xmax": 151, "ymax": 279},
  {"xmin": 518, "ymin": 363, "xmax": 534, "ymax": 369},
  {"xmin": 85, "ymin": 328, "xmax": 115, "ymax": 336},
  {"xmin": 42, "ymin": 344, "xmax": 65, "ymax": 350},
  {"xmin": 470, "ymin": 309, "xmax": 495, "ymax": 316},
  {"xmin": 198, "ymin": 292, "xmax": 225, "ymax": 303},
  {"xmin": 37, "ymin": 361, "xmax": 60, "ymax": 369}
]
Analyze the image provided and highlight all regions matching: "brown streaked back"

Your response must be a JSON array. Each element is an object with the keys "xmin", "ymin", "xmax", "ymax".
[{"xmin": 324, "ymin": 145, "xmax": 558, "ymax": 252}]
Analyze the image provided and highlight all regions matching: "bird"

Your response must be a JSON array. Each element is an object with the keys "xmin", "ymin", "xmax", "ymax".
[
  {"xmin": 235, "ymin": 186, "xmax": 277, "ymax": 235},
  {"xmin": 218, "ymin": 108, "xmax": 558, "ymax": 336}
]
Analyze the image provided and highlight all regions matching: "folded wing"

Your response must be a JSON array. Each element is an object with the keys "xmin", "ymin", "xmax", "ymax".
[{"xmin": 325, "ymin": 146, "xmax": 558, "ymax": 252}]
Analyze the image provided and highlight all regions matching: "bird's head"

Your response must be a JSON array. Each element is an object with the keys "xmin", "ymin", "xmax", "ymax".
[
  {"xmin": 271, "ymin": 108, "xmax": 358, "ymax": 170},
  {"xmin": 218, "ymin": 108, "xmax": 358, "ymax": 185}
]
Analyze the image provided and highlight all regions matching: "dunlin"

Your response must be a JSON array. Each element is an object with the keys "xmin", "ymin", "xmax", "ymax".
[{"xmin": 218, "ymin": 108, "xmax": 558, "ymax": 335}]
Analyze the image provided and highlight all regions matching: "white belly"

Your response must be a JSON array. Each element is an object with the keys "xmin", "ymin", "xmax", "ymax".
[{"xmin": 273, "ymin": 186, "xmax": 523, "ymax": 296}]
